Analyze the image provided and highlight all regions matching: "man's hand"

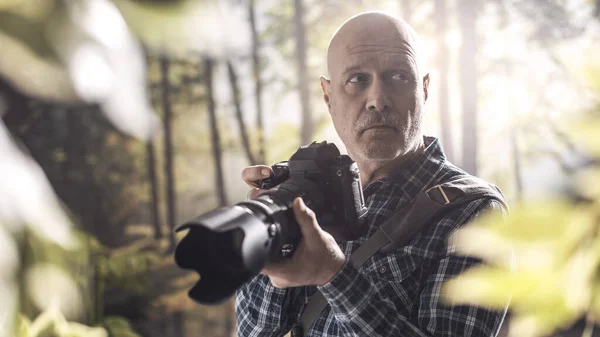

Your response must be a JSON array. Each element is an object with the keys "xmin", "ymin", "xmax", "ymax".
[
  {"xmin": 242, "ymin": 165, "xmax": 273, "ymax": 200},
  {"xmin": 241, "ymin": 165, "xmax": 346, "ymax": 287},
  {"xmin": 262, "ymin": 197, "xmax": 347, "ymax": 288}
]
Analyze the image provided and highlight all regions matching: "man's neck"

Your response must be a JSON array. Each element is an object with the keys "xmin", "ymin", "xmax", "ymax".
[{"xmin": 356, "ymin": 140, "xmax": 425, "ymax": 188}]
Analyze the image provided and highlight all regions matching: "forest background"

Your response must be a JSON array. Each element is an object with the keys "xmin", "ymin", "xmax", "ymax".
[{"xmin": 1, "ymin": 0, "xmax": 600, "ymax": 336}]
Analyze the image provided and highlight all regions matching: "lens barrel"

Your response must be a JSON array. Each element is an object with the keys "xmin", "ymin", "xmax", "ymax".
[{"xmin": 174, "ymin": 178, "xmax": 321, "ymax": 304}]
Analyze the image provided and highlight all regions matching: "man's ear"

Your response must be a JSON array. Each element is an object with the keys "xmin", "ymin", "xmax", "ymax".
[
  {"xmin": 320, "ymin": 76, "xmax": 332, "ymax": 110},
  {"xmin": 423, "ymin": 73, "xmax": 430, "ymax": 102}
]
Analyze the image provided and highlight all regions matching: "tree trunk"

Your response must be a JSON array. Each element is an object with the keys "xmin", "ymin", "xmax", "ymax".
[
  {"xmin": 227, "ymin": 61, "xmax": 257, "ymax": 166},
  {"xmin": 294, "ymin": 0, "xmax": 312, "ymax": 145},
  {"xmin": 160, "ymin": 56, "xmax": 176, "ymax": 247},
  {"xmin": 205, "ymin": 59, "xmax": 234, "ymax": 335},
  {"xmin": 249, "ymin": 0, "xmax": 266, "ymax": 163},
  {"xmin": 205, "ymin": 58, "xmax": 227, "ymax": 207},
  {"xmin": 459, "ymin": 1, "xmax": 478, "ymax": 175},
  {"xmin": 146, "ymin": 137, "xmax": 162, "ymax": 239},
  {"xmin": 435, "ymin": 0, "xmax": 454, "ymax": 162}
]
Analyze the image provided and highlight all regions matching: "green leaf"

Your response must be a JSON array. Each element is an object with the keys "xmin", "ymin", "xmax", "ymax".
[
  {"xmin": 442, "ymin": 265, "xmax": 584, "ymax": 337},
  {"xmin": 0, "ymin": 11, "xmax": 58, "ymax": 60},
  {"xmin": 442, "ymin": 265, "xmax": 562, "ymax": 310},
  {"xmin": 104, "ymin": 316, "xmax": 141, "ymax": 337},
  {"xmin": 15, "ymin": 314, "xmax": 31, "ymax": 337},
  {"xmin": 567, "ymin": 118, "xmax": 600, "ymax": 157},
  {"xmin": 509, "ymin": 308, "xmax": 580, "ymax": 337},
  {"xmin": 452, "ymin": 199, "xmax": 596, "ymax": 269},
  {"xmin": 574, "ymin": 166, "xmax": 600, "ymax": 202},
  {"xmin": 0, "ymin": 0, "xmax": 55, "ymax": 21}
]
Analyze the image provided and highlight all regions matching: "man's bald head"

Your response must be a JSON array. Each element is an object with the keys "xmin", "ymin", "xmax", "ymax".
[{"xmin": 326, "ymin": 12, "xmax": 424, "ymax": 80}]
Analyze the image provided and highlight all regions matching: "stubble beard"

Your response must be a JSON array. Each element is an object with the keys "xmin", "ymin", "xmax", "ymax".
[
  {"xmin": 352, "ymin": 134, "xmax": 407, "ymax": 162},
  {"xmin": 352, "ymin": 117, "xmax": 423, "ymax": 162}
]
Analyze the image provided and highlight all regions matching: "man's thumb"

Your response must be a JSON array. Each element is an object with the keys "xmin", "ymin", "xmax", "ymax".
[{"xmin": 293, "ymin": 197, "xmax": 320, "ymax": 241}]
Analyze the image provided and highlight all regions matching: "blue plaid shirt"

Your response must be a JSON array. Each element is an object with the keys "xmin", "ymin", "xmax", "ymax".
[{"xmin": 236, "ymin": 136, "xmax": 508, "ymax": 337}]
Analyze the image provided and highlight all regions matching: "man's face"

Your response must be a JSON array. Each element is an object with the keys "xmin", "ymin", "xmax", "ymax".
[{"xmin": 322, "ymin": 19, "xmax": 429, "ymax": 163}]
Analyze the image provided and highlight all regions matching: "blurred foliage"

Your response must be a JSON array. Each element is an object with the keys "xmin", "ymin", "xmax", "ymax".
[
  {"xmin": 16, "ymin": 308, "xmax": 107, "ymax": 337},
  {"xmin": 443, "ymin": 196, "xmax": 600, "ymax": 337},
  {"xmin": 95, "ymin": 244, "xmax": 159, "ymax": 294},
  {"xmin": 103, "ymin": 316, "xmax": 142, "ymax": 337},
  {"xmin": 15, "ymin": 309, "xmax": 143, "ymax": 337},
  {"xmin": 0, "ymin": 0, "xmax": 160, "ymax": 139},
  {"xmin": 443, "ymin": 60, "xmax": 600, "ymax": 337},
  {"xmin": 14, "ymin": 226, "xmax": 157, "ymax": 337}
]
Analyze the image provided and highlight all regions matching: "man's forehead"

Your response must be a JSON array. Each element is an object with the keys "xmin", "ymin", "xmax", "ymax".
[
  {"xmin": 339, "ymin": 51, "xmax": 416, "ymax": 72},
  {"xmin": 344, "ymin": 36, "xmax": 414, "ymax": 53},
  {"xmin": 326, "ymin": 12, "xmax": 422, "ymax": 77},
  {"xmin": 329, "ymin": 36, "xmax": 418, "ymax": 78}
]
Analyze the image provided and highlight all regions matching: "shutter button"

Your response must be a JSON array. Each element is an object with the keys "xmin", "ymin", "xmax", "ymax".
[{"xmin": 379, "ymin": 266, "xmax": 387, "ymax": 273}]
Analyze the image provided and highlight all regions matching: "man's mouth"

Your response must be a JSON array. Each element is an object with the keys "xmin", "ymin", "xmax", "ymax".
[{"xmin": 362, "ymin": 124, "xmax": 397, "ymax": 132}]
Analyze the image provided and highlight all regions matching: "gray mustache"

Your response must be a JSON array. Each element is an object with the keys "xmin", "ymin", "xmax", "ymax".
[{"xmin": 355, "ymin": 114, "xmax": 400, "ymax": 132}]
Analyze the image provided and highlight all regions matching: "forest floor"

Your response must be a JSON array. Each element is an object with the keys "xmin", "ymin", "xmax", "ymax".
[{"xmin": 117, "ymin": 223, "xmax": 236, "ymax": 337}]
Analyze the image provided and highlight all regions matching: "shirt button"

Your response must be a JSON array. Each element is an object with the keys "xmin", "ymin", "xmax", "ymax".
[{"xmin": 379, "ymin": 266, "xmax": 387, "ymax": 273}]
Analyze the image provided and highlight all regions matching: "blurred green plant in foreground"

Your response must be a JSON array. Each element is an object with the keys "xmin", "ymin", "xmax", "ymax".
[
  {"xmin": 8, "ymin": 225, "xmax": 158, "ymax": 337},
  {"xmin": 16, "ymin": 306, "xmax": 107, "ymax": 337},
  {"xmin": 443, "ymin": 54, "xmax": 600, "ymax": 337},
  {"xmin": 0, "ymin": 0, "xmax": 246, "ymax": 336}
]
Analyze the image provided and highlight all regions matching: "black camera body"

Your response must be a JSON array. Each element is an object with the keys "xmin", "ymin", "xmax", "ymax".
[
  {"xmin": 174, "ymin": 141, "xmax": 367, "ymax": 304},
  {"xmin": 253, "ymin": 141, "xmax": 368, "ymax": 255}
]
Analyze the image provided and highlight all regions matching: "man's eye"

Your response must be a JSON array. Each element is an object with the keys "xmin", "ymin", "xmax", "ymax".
[
  {"xmin": 391, "ymin": 73, "xmax": 409, "ymax": 82},
  {"xmin": 348, "ymin": 74, "xmax": 368, "ymax": 83}
]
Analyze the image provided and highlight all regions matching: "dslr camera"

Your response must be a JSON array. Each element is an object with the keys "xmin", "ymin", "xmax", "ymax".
[{"xmin": 174, "ymin": 141, "xmax": 367, "ymax": 304}]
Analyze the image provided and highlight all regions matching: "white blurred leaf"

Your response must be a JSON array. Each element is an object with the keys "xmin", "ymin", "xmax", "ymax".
[
  {"xmin": 27, "ymin": 303, "xmax": 108, "ymax": 337},
  {"xmin": 25, "ymin": 264, "xmax": 84, "ymax": 320},
  {"xmin": 113, "ymin": 0, "xmax": 250, "ymax": 58},
  {"xmin": 0, "ymin": 30, "xmax": 79, "ymax": 102},
  {"xmin": 0, "ymin": 0, "xmax": 55, "ymax": 21},
  {"xmin": 45, "ymin": 0, "xmax": 160, "ymax": 140},
  {"xmin": 0, "ymin": 122, "xmax": 75, "ymax": 248},
  {"xmin": 1, "ymin": 0, "xmax": 160, "ymax": 140},
  {"xmin": 69, "ymin": 0, "xmax": 129, "ymax": 50}
]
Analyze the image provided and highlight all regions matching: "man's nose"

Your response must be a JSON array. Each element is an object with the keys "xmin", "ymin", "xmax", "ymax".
[{"xmin": 365, "ymin": 79, "xmax": 392, "ymax": 112}]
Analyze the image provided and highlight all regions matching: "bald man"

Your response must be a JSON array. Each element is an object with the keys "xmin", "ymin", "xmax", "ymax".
[{"xmin": 236, "ymin": 12, "xmax": 507, "ymax": 337}]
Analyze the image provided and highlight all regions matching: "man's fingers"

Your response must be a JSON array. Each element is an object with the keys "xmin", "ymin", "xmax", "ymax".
[
  {"xmin": 247, "ymin": 188, "xmax": 269, "ymax": 200},
  {"xmin": 293, "ymin": 197, "xmax": 321, "ymax": 244},
  {"xmin": 260, "ymin": 261, "xmax": 291, "ymax": 279},
  {"xmin": 242, "ymin": 165, "xmax": 273, "ymax": 188}
]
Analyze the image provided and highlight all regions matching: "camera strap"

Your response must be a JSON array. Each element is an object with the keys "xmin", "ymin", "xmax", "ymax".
[{"xmin": 292, "ymin": 176, "xmax": 508, "ymax": 337}]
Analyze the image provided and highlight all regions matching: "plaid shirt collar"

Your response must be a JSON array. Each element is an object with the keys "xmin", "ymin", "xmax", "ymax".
[{"xmin": 363, "ymin": 136, "xmax": 447, "ymax": 202}]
